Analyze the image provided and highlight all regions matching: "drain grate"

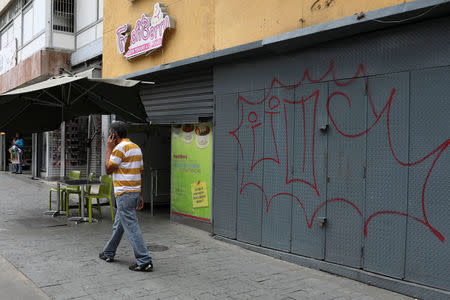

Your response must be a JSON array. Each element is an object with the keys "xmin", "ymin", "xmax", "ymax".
[{"xmin": 147, "ymin": 244, "xmax": 169, "ymax": 252}]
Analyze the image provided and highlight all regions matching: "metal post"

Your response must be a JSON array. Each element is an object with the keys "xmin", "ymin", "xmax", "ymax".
[
  {"xmin": 150, "ymin": 169, "xmax": 154, "ymax": 216},
  {"xmin": 45, "ymin": 132, "xmax": 50, "ymax": 176},
  {"xmin": 60, "ymin": 121, "xmax": 66, "ymax": 178},
  {"xmin": 86, "ymin": 115, "xmax": 92, "ymax": 176},
  {"xmin": 31, "ymin": 133, "xmax": 38, "ymax": 178},
  {"xmin": 0, "ymin": 133, "xmax": 4, "ymax": 171}
]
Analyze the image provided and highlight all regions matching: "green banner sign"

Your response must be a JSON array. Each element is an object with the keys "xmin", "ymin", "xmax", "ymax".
[{"xmin": 171, "ymin": 123, "xmax": 212, "ymax": 222}]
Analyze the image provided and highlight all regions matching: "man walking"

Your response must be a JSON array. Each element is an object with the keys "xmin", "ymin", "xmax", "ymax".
[{"xmin": 99, "ymin": 121, "xmax": 153, "ymax": 272}]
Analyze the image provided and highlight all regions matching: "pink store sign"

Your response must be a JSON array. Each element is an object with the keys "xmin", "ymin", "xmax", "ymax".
[{"xmin": 116, "ymin": 2, "xmax": 175, "ymax": 59}]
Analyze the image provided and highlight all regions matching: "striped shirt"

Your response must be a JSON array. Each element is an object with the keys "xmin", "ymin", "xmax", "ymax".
[{"xmin": 109, "ymin": 138, "xmax": 144, "ymax": 196}]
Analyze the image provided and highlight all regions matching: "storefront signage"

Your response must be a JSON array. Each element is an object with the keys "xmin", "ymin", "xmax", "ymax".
[
  {"xmin": 171, "ymin": 123, "xmax": 212, "ymax": 222},
  {"xmin": 0, "ymin": 40, "xmax": 17, "ymax": 76},
  {"xmin": 191, "ymin": 181, "xmax": 209, "ymax": 208},
  {"xmin": 116, "ymin": 2, "xmax": 175, "ymax": 59}
]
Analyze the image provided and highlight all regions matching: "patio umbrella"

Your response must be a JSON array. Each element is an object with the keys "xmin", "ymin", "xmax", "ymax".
[
  {"xmin": 0, "ymin": 74, "xmax": 148, "ymax": 135},
  {"xmin": 0, "ymin": 72, "xmax": 150, "ymax": 177}
]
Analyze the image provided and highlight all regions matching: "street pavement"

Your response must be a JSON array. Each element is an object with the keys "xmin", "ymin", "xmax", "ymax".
[
  {"xmin": 0, "ymin": 253, "xmax": 50, "ymax": 300},
  {"xmin": 0, "ymin": 172, "xmax": 411, "ymax": 300}
]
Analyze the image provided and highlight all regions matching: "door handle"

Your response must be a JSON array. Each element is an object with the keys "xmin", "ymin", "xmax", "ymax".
[
  {"xmin": 317, "ymin": 217, "xmax": 327, "ymax": 228},
  {"xmin": 319, "ymin": 124, "xmax": 329, "ymax": 134}
]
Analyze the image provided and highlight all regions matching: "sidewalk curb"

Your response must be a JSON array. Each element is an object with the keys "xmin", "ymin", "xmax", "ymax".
[{"xmin": 0, "ymin": 254, "xmax": 51, "ymax": 300}]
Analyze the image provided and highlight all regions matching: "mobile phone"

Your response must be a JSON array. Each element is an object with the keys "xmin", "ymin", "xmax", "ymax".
[{"xmin": 109, "ymin": 131, "xmax": 117, "ymax": 144}]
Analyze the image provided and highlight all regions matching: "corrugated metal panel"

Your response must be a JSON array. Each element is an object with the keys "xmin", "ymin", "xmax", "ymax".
[
  {"xmin": 236, "ymin": 90, "xmax": 265, "ymax": 245},
  {"xmin": 405, "ymin": 67, "xmax": 450, "ymax": 291},
  {"xmin": 212, "ymin": 15, "xmax": 450, "ymax": 295},
  {"xmin": 325, "ymin": 79, "xmax": 366, "ymax": 268},
  {"xmin": 140, "ymin": 70, "xmax": 213, "ymax": 124},
  {"xmin": 363, "ymin": 73, "xmax": 409, "ymax": 279},
  {"xmin": 261, "ymin": 87, "xmax": 293, "ymax": 252},
  {"xmin": 213, "ymin": 93, "xmax": 239, "ymax": 238},
  {"xmin": 291, "ymin": 82, "xmax": 328, "ymax": 260}
]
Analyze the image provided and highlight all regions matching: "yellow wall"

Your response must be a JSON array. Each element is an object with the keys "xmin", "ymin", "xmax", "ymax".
[{"xmin": 103, "ymin": 0, "xmax": 413, "ymax": 78}]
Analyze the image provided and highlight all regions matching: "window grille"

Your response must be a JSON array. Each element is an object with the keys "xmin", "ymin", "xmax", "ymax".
[{"xmin": 53, "ymin": 0, "xmax": 74, "ymax": 32}]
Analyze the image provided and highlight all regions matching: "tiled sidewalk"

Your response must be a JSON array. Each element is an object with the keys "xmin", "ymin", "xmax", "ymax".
[{"xmin": 0, "ymin": 172, "xmax": 410, "ymax": 300}]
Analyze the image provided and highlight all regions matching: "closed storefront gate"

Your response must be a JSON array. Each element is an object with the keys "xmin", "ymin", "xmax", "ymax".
[
  {"xmin": 140, "ymin": 69, "xmax": 213, "ymax": 124},
  {"xmin": 213, "ymin": 15, "xmax": 450, "ymax": 294}
]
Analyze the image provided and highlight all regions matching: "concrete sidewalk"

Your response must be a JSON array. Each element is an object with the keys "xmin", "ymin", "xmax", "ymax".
[
  {"xmin": 0, "ymin": 254, "xmax": 50, "ymax": 300},
  {"xmin": 0, "ymin": 172, "xmax": 411, "ymax": 300}
]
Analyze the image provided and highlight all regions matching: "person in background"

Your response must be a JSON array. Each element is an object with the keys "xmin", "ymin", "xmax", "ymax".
[
  {"xmin": 11, "ymin": 133, "xmax": 24, "ymax": 174},
  {"xmin": 99, "ymin": 121, "xmax": 153, "ymax": 272}
]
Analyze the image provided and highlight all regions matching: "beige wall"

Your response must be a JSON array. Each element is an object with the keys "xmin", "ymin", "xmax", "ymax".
[{"xmin": 103, "ymin": 0, "xmax": 414, "ymax": 78}]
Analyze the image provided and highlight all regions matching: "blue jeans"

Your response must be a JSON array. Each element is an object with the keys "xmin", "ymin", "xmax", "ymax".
[
  {"xmin": 103, "ymin": 192, "xmax": 151, "ymax": 265},
  {"xmin": 14, "ymin": 153, "xmax": 22, "ymax": 173}
]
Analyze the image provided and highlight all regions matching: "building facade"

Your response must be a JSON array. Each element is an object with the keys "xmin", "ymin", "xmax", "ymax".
[
  {"xmin": 0, "ymin": 0, "xmax": 106, "ymax": 179},
  {"xmin": 109, "ymin": 0, "xmax": 450, "ymax": 298}
]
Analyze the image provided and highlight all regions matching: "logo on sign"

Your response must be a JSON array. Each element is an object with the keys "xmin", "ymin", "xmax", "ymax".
[{"xmin": 116, "ymin": 2, "xmax": 175, "ymax": 59}]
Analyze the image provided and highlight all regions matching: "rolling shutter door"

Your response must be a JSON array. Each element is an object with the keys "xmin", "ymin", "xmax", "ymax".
[{"xmin": 140, "ymin": 70, "xmax": 213, "ymax": 124}]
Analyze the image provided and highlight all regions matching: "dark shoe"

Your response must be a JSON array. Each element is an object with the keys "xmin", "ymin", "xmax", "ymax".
[
  {"xmin": 129, "ymin": 262, "xmax": 153, "ymax": 272},
  {"xmin": 99, "ymin": 252, "xmax": 114, "ymax": 262}
]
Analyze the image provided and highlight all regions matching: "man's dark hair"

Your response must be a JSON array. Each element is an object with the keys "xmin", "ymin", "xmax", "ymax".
[
  {"xmin": 110, "ymin": 121, "xmax": 128, "ymax": 139},
  {"xmin": 16, "ymin": 132, "xmax": 22, "ymax": 139}
]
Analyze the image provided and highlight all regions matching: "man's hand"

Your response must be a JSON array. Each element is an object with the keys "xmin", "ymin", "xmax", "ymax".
[
  {"xmin": 105, "ymin": 133, "xmax": 118, "ymax": 175},
  {"xmin": 106, "ymin": 133, "xmax": 116, "ymax": 152},
  {"xmin": 137, "ymin": 193, "xmax": 144, "ymax": 210}
]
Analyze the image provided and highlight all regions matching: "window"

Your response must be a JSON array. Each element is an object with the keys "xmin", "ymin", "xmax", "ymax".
[
  {"xmin": 98, "ymin": 0, "xmax": 103, "ymax": 19},
  {"xmin": 0, "ymin": 0, "xmax": 22, "ymax": 38},
  {"xmin": 23, "ymin": 6, "xmax": 33, "ymax": 44},
  {"xmin": 53, "ymin": 0, "xmax": 74, "ymax": 32},
  {"xmin": 0, "ymin": 1, "xmax": 20, "ymax": 28},
  {"xmin": 0, "ymin": 25, "xmax": 14, "ymax": 49},
  {"xmin": 0, "ymin": 28, "xmax": 7, "ymax": 49}
]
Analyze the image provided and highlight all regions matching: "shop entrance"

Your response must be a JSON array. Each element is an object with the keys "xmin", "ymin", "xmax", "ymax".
[
  {"xmin": 128, "ymin": 125, "xmax": 171, "ymax": 217},
  {"xmin": 136, "ymin": 69, "xmax": 214, "ymax": 229},
  {"xmin": 5, "ymin": 132, "xmax": 32, "ymax": 174},
  {"xmin": 128, "ymin": 122, "xmax": 213, "ymax": 231}
]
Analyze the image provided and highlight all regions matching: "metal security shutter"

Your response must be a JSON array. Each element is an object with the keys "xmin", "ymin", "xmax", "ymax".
[
  {"xmin": 213, "ymin": 14, "xmax": 450, "ymax": 296},
  {"xmin": 140, "ymin": 70, "xmax": 213, "ymax": 124}
]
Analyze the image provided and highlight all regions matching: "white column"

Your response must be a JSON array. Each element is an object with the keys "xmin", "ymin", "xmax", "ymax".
[
  {"xmin": 45, "ymin": 132, "xmax": 50, "ymax": 176},
  {"xmin": 100, "ymin": 115, "xmax": 111, "ymax": 175},
  {"xmin": 31, "ymin": 133, "xmax": 38, "ymax": 178},
  {"xmin": 0, "ymin": 133, "xmax": 5, "ymax": 171},
  {"xmin": 45, "ymin": 0, "xmax": 53, "ymax": 48},
  {"xmin": 86, "ymin": 115, "xmax": 92, "ymax": 176}
]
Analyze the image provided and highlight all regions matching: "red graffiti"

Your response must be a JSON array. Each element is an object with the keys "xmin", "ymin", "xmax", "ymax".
[{"xmin": 229, "ymin": 61, "xmax": 449, "ymax": 242}]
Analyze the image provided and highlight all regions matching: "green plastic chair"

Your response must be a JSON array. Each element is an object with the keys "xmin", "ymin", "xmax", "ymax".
[
  {"xmin": 49, "ymin": 186, "xmax": 66, "ymax": 210},
  {"xmin": 48, "ymin": 170, "xmax": 81, "ymax": 211},
  {"xmin": 62, "ymin": 170, "xmax": 82, "ymax": 216},
  {"xmin": 74, "ymin": 173, "xmax": 95, "ymax": 217},
  {"xmin": 84, "ymin": 175, "xmax": 114, "ymax": 223}
]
